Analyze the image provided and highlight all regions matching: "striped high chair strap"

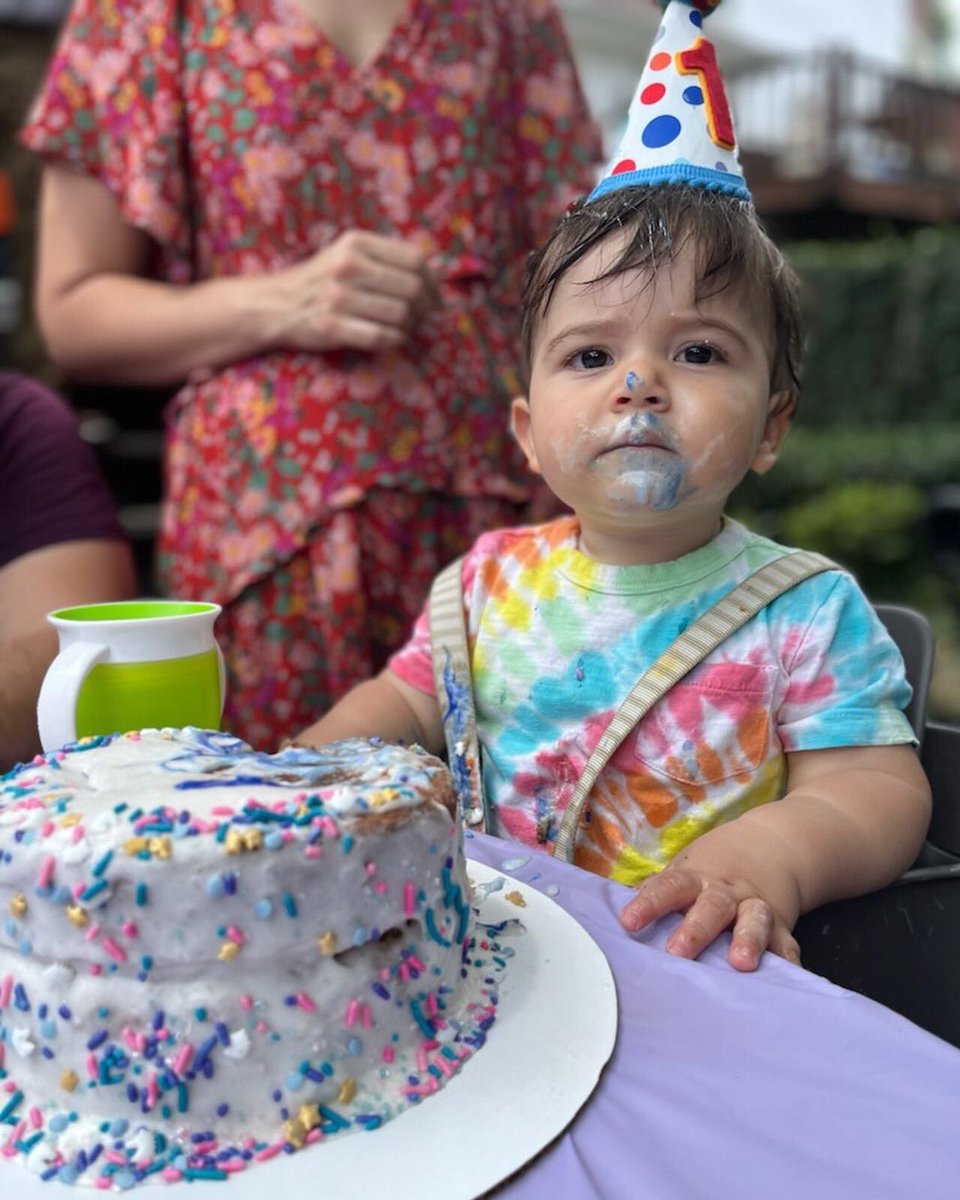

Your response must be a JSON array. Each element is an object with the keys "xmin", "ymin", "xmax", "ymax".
[
  {"xmin": 429, "ymin": 549, "xmax": 835, "ymax": 851},
  {"xmin": 429, "ymin": 556, "xmax": 486, "ymax": 828}
]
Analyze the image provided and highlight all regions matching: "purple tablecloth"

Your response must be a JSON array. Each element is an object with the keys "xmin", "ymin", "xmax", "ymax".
[{"xmin": 466, "ymin": 831, "xmax": 960, "ymax": 1200}]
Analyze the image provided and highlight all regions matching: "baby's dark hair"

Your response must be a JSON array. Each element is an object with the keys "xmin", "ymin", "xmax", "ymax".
[{"xmin": 519, "ymin": 186, "xmax": 803, "ymax": 411}]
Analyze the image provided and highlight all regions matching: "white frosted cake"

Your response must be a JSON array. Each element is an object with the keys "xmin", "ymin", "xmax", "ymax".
[{"xmin": 0, "ymin": 729, "xmax": 504, "ymax": 1188}]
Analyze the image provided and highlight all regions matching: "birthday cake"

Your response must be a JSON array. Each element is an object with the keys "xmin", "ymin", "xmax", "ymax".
[{"xmin": 0, "ymin": 729, "xmax": 504, "ymax": 1188}]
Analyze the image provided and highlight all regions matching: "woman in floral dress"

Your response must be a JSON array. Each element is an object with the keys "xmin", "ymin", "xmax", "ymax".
[{"xmin": 21, "ymin": 0, "xmax": 601, "ymax": 747}]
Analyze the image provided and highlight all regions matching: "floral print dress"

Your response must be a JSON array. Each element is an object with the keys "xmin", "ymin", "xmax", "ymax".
[{"xmin": 22, "ymin": 0, "xmax": 601, "ymax": 746}]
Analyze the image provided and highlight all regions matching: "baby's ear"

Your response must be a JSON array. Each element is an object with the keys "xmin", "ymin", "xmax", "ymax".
[
  {"xmin": 751, "ymin": 391, "xmax": 794, "ymax": 476},
  {"xmin": 510, "ymin": 395, "xmax": 542, "ymax": 475}
]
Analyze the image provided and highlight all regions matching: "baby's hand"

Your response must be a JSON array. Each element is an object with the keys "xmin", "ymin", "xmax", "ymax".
[{"xmin": 619, "ymin": 864, "xmax": 801, "ymax": 972}]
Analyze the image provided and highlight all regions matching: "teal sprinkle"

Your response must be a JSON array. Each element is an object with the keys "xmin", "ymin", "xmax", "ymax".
[
  {"xmin": 135, "ymin": 883, "xmax": 149, "ymax": 907},
  {"xmin": 184, "ymin": 1168, "xmax": 228, "ymax": 1181},
  {"xmin": 424, "ymin": 907, "xmax": 451, "ymax": 948},
  {"xmin": 282, "ymin": 893, "xmax": 298, "ymax": 918},
  {"xmin": 215, "ymin": 823, "xmax": 228, "ymax": 843},
  {"xmin": 92, "ymin": 850, "xmax": 114, "ymax": 878},
  {"xmin": 80, "ymin": 878, "xmax": 108, "ymax": 902},
  {"xmin": 194, "ymin": 1008, "xmax": 207, "ymax": 1021},
  {"xmin": 177, "ymin": 1082, "xmax": 189, "ymax": 1113},
  {"xmin": 0, "ymin": 1090, "xmax": 23, "ymax": 1122},
  {"xmin": 409, "ymin": 999, "xmax": 434, "ymax": 1039},
  {"xmin": 18, "ymin": 1131, "xmax": 43, "ymax": 1152},
  {"xmin": 342, "ymin": 835, "xmax": 354, "ymax": 853}
]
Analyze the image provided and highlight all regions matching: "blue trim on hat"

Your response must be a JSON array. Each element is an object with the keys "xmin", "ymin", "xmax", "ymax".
[{"xmin": 588, "ymin": 163, "xmax": 751, "ymax": 204}]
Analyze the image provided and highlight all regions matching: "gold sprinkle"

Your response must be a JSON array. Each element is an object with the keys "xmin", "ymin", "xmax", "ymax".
[
  {"xmin": 504, "ymin": 890, "xmax": 527, "ymax": 908},
  {"xmin": 284, "ymin": 1117, "xmax": 306, "ymax": 1148},
  {"xmin": 66, "ymin": 904, "xmax": 89, "ymax": 928},
  {"xmin": 317, "ymin": 931, "xmax": 337, "ymax": 956},
  {"xmin": 242, "ymin": 829, "xmax": 263, "ymax": 852},
  {"xmin": 9, "ymin": 895, "xmax": 27, "ymax": 918},
  {"xmin": 225, "ymin": 830, "xmax": 245, "ymax": 855},
  {"xmin": 218, "ymin": 942, "xmax": 240, "ymax": 962},
  {"xmin": 148, "ymin": 836, "xmax": 172, "ymax": 860},
  {"xmin": 337, "ymin": 1078, "xmax": 357, "ymax": 1105},
  {"xmin": 124, "ymin": 837, "xmax": 149, "ymax": 856},
  {"xmin": 366, "ymin": 789, "xmax": 394, "ymax": 810},
  {"xmin": 60, "ymin": 1070, "xmax": 79, "ymax": 1092},
  {"xmin": 58, "ymin": 813, "xmax": 82, "ymax": 828},
  {"xmin": 298, "ymin": 1103, "xmax": 321, "ymax": 1131}
]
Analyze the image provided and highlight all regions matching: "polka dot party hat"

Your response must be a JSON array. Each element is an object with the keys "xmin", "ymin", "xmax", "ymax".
[{"xmin": 589, "ymin": 0, "xmax": 750, "ymax": 203}]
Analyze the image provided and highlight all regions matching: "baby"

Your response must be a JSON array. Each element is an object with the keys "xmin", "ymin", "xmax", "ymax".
[{"xmin": 295, "ymin": 182, "xmax": 930, "ymax": 970}]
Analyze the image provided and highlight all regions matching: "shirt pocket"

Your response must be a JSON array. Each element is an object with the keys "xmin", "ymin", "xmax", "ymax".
[{"xmin": 632, "ymin": 662, "xmax": 780, "ymax": 788}]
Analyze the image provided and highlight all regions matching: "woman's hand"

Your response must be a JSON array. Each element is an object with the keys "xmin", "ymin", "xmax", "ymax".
[{"xmin": 265, "ymin": 230, "xmax": 440, "ymax": 354}]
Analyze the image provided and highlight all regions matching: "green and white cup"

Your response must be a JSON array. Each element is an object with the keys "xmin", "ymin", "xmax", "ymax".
[{"xmin": 36, "ymin": 600, "xmax": 225, "ymax": 753}]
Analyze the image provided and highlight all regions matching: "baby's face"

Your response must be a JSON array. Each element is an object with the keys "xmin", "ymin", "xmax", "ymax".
[{"xmin": 512, "ymin": 232, "xmax": 791, "ymax": 564}]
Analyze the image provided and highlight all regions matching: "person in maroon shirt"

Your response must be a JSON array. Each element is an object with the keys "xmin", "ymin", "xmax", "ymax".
[{"xmin": 0, "ymin": 371, "xmax": 136, "ymax": 768}]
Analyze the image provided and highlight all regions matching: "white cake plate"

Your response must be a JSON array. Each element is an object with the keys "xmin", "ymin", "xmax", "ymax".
[{"xmin": 6, "ymin": 860, "xmax": 618, "ymax": 1200}]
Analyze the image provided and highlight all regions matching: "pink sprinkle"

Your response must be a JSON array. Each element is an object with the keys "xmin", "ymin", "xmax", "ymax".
[
  {"xmin": 41, "ymin": 821, "xmax": 55, "ymax": 838},
  {"xmin": 95, "ymin": 1177, "xmax": 113, "ymax": 1190},
  {"xmin": 71, "ymin": 826, "xmax": 85, "ymax": 844},
  {"xmin": 296, "ymin": 992, "xmax": 316, "ymax": 1013},
  {"xmin": 222, "ymin": 1160, "xmax": 249, "ymax": 1173},
  {"xmin": 374, "ymin": 880, "xmax": 388, "ymax": 894},
  {"xmin": 382, "ymin": 1046, "xmax": 395, "ymax": 1064},
  {"xmin": 104, "ymin": 1150, "xmax": 127, "ymax": 1166},
  {"xmin": 432, "ymin": 1054, "xmax": 456, "ymax": 1079},
  {"xmin": 255, "ymin": 1020, "xmax": 269, "ymax": 1035},
  {"xmin": 211, "ymin": 806, "xmax": 235, "ymax": 817},
  {"xmin": 378, "ymin": 968, "xmax": 391, "ymax": 982},
  {"xmin": 192, "ymin": 1140, "xmax": 216, "ymax": 1155},
  {"xmin": 85, "ymin": 923, "xmax": 101, "ymax": 942},
  {"xmin": 255, "ymin": 1143, "xmax": 283, "ymax": 1162},
  {"xmin": 121, "ymin": 921, "xmax": 139, "ymax": 939},
  {"xmin": 345, "ymin": 999, "xmax": 359, "ymax": 1027},
  {"xmin": 226, "ymin": 926, "xmax": 246, "ymax": 945},
  {"xmin": 72, "ymin": 882, "xmax": 85, "ymax": 899},
  {"xmin": 408, "ymin": 954, "xmax": 427, "ymax": 973},
  {"xmin": 37, "ymin": 855, "xmax": 56, "ymax": 889},
  {"xmin": 2, "ymin": 1080, "xmax": 15, "ymax": 1094},
  {"xmin": 102, "ymin": 936, "xmax": 127, "ymax": 963},
  {"xmin": 162, "ymin": 1169, "xmax": 184, "ymax": 1182},
  {"xmin": 86, "ymin": 1054, "xmax": 99, "ymax": 1080},
  {"xmin": 239, "ymin": 995, "xmax": 253, "ymax": 1012},
  {"xmin": 361, "ymin": 1004, "xmax": 372, "ymax": 1030},
  {"xmin": 364, "ymin": 862, "xmax": 377, "ymax": 876},
  {"xmin": 1, "ymin": 1145, "xmax": 17, "ymax": 1159},
  {"xmin": 305, "ymin": 1128, "xmax": 323, "ymax": 1146},
  {"xmin": 29, "ymin": 1106, "xmax": 43, "ymax": 1129},
  {"xmin": 173, "ymin": 1044, "xmax": 194, "ymax": 1076},
  {"xmin": 0, "ymin": 975, "xmax": 13, "ymax": 1008},
  {"xmin": 425, "ymin": 993, "xmax": 438, "ymax": 1018},
  {"xmin": 89, "ymin": 964, "xmax": 102, "ymax": 976},
  {"xmin": 146, "ymin": 1073, "xmax": 159, "ymax": 1110},
  {"xmin": 303, "ymin": 846, "xmax": 322, "ymax": 859}
]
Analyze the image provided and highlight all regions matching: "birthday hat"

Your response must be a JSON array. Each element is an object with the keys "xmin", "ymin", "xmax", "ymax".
[{"xmin": 589, "ymin": 0, "xmax": 750, "ymax": 203}]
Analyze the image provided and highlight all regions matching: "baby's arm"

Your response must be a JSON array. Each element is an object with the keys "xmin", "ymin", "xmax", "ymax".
[
  {"xmin": 295, "ymin": 670, "xmax": 446, "ymax": 757},
  {"xmin": 620, "ymin": 742, "xmax": 931, "ymax": 971}
]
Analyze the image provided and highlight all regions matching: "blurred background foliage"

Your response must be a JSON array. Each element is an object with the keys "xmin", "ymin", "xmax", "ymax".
[{"xmin": 733, "ymin": 226, "xmax": 960, "ymax": 719}]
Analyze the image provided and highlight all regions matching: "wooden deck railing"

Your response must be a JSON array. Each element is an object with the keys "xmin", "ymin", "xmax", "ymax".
[{"xmin": 729, "ymin": 49, "xmax": 960, "ymax": 221}]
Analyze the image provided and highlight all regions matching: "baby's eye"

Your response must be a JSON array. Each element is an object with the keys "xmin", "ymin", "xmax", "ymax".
[
  {"xmin": 569, "ymin": 347, "xmax": 612, "ymax": 370},
  {"xmin": 677, "ymin": 343, "xmax": 722, "ymax": 365}
]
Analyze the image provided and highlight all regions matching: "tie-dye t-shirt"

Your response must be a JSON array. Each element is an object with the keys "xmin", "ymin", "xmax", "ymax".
[{"xmin": 389, "ymin": 515, "xmax": 915, "ymax": 885}]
